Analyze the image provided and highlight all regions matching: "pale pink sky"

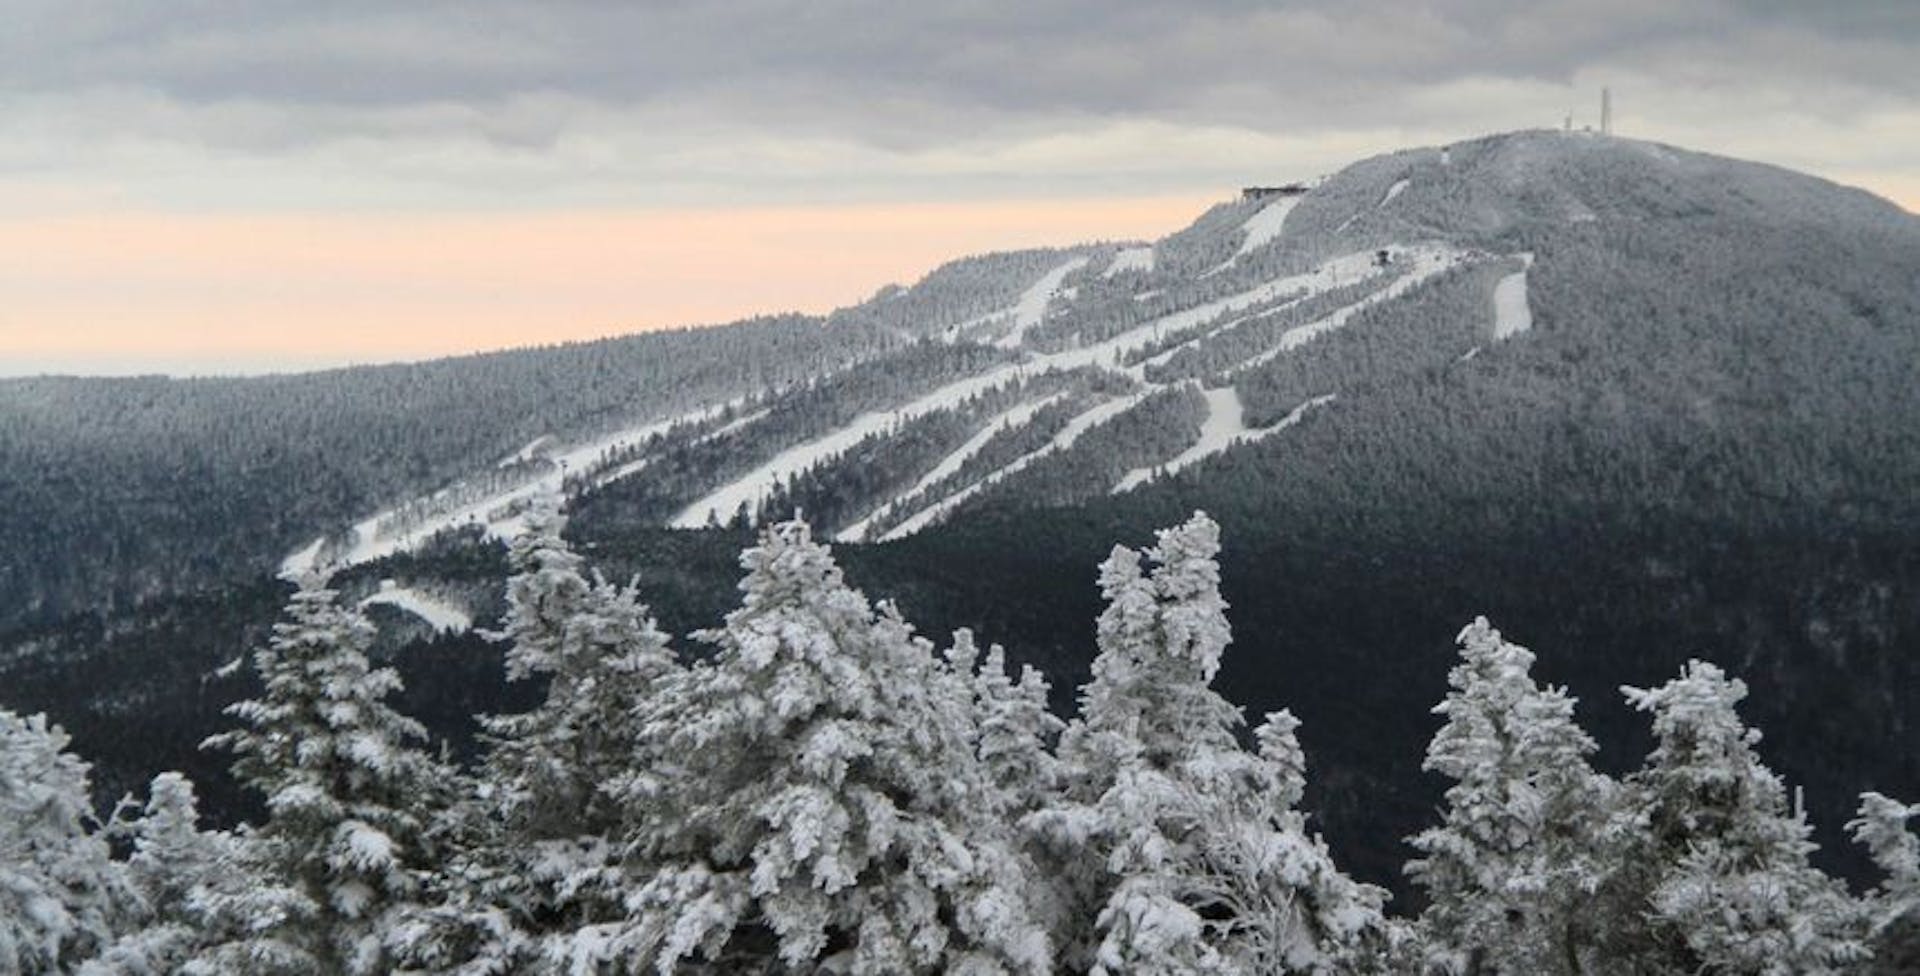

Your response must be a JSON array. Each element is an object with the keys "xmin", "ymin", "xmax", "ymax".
[
  {"xmin": 4, "ymin": 4, "xmax": 1916, "ymax": 376},
  {"xmin": 0, "ymin": 196, "xmax": 1217, "ymax": 376}
]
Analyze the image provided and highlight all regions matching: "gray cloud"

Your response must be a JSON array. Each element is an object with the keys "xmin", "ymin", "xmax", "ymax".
[{"xmin": 1, "ymin": 0, "xmax": 1915, "ymax": 208}]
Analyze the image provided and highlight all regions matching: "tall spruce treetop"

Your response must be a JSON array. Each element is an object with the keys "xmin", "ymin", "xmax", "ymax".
[
  {"xmin": 1045, "ymin": 513, "xmax": 1386, "ymax": 976},
  {"xmin": 627, "ymin": 518, "xmax": 1049, "ymax": 975},
  {"xmin": 426, "ymin": 498, "xmax": 681, "ymax": 973},
  {"xmin": 1610, "ymin": 660, "xmax": 1866, "ymax": 974},
  {"xmin": 199, "ymin": 579, "xmax": 450, "ymax": 975},
  {"xmin": 1851, "ymin": 792, "xmax": 1920, "ymax": 931},
  {"xmin": 0, "ymin": 708, "xmax": 130, "ymax": 975},
  {"xmin": 1406, "ymin": 617, "xmax": 1611, "ymax": 976}
]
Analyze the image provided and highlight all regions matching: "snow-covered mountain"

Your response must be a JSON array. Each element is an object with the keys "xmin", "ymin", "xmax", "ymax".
[{"xmin": 290, "ymin": 128, "xmax": 1861, "ymax": 582}]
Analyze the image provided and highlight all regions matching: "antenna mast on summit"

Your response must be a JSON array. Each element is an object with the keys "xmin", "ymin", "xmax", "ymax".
[{"xmin": 1601, "ymin": 87, "xmax": 1612, "ymax": 135}]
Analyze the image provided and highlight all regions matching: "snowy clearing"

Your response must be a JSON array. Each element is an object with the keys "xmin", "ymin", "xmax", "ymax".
[
  {"xmin": 1492, "ymin": 253, "xmax": 1535, "ymax": 340},
  {"xmin": 1381, "ymin": 178, "xmax": 1410, "ymax": 206},
  {"xmin": 996, "ymin": 256, "xmax": 1091, "ymax": 349},
  {"xmin": 1102, "ymin": 246, "xmax": 1155, "ymax": 277},
  {"xmin": 836, "ymin": 392, "xmax": 1069, "ymax": 542},
  {"xmin": 359, "ymin": 582, "xmax": 471, "ymax": 634},
  {"xmin": 881, "ymin": 394, "xmax": 1150, "ymax": 541}
]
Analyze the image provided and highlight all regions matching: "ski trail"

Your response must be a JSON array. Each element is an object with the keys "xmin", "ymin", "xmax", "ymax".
[
  {"xmin": 1115, "ymin": 393, "xmax": 1335, "ymax": 493},
  {"xmin": 1202, "ymin": 196, "xmax": 1301, "ymax": 277},
  {"xmin": 997, "ymin": 256, "xmax": 1091, "ymax": 349},
  {"xmin": 881, "ymin": 394, "xmax": 1149, "ymax": 541},
  {"xmin": 1234, "ymin": 244, "xmax": 1463, "ymax": 374},
  {"xmin": 1492, "ymin": 253, "xmax": 1535, "ymax": 339},
  {"xmin": 360, "ymin": 583, "xmax": 471, "ymax": 634},
  {"xmin": 1102, "ymin": 246, "xmax": 1155, "ymax": 277},
  {"xmin": 281, "ymin": 401, "xmax": 735, "ymax": 580},
  {"xmin": 836, "ymin": 392, "xmax": 1069, "ymax": 542}
]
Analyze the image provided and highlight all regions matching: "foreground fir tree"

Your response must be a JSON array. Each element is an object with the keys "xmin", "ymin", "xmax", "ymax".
[
  {"xmin": 1406, "ymin": 617, "xmax": 1613, "ymax": 975},
  {"xmin": 1850, "ymin": 792, "xmax": 1920, "ymax": 973},
  {"xmin": 0, "ymin": 708, "xmax": 131, "ymax": 974},
  {"xmin": 80, "ymin": 773, "xmax": 235, "ymax": 975},
  {"xmin": 624, "ymin": 519, "xmax": 1050, "ymax": 975},
  {"xmin": 195, "ymin": 579, "xmax": 454, "ymax": 975},
  {"xmin": 410, "ymin": 501, "xmax": 683, "ymax": 973},
  {"xmin": 1593, "ymin": 661, "xmax": 1867, "ymax": 974},
  {"xmin": 1038, "ymin": 513, "xmax": 1387, "ymax": 975}
]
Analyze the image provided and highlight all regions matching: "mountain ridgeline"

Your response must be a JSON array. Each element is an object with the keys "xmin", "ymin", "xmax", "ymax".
[{"xmin": 3, "ymin": 130, "xmax": 1918, "ymax": 904}]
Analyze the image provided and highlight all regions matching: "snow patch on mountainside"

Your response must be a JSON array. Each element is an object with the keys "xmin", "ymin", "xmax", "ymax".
[
  {"xmin": 1381, "ymin": 178, "xmax": 1410, "ymax": 206},
  {"xmin": 997, "ymin": 256, "xmax": 1091, "ymax": 349},
  {"xmin": 837, "ymin": 392, "xmax": 1069, "ymax": 542},
  {"xmin": 1103, "ymin": 247, "xmax": 1155, "ymax": 277},
  {"xmin": 360, "ymin": 581, "xmax": 471, "ymax": 634},
  {"xmin": 881, "ymin": 393, "xmax": 1150, "ymax": 541},
  {"xmin": 1492, "ymin": 253, "xmax": 1535, "ymax": 339}
]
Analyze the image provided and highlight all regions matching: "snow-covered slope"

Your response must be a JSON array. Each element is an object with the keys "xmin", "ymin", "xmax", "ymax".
[{"xmin": 283, "ymin": 131, "xmax": 1716, "ymax": 575}]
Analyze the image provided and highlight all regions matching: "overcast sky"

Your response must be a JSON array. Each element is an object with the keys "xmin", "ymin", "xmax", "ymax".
[{"xmin": 3, "ymin": 1, "xmax": 1916, "ymax": 375}]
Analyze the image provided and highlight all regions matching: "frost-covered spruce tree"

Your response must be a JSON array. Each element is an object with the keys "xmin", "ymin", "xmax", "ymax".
[
  {"xmin": 196, "ymin": 579, "xmax": 452, "ymax": 975},
  {"xmin": 1850, "ymin": 792, "xmax": 1920, "ymax": 965},
  {"xmin": 80, "ymin": 772, "xmax": 236, "ymax": 975},
  {"xmin": 419, "ymin": 500, "xmax": 682, "ymax": 973},
  {"xmin": 1596, "ymin": 661, "xmax": 1866, "ymax": 974},
  {"xmin": 945, "ymin": 629, "xmax": 1065, "ymax": 818},
  {"xmin": 1405, "ymin": 617, "xmax": 1612, "ymax": 975},
  {"xmin": 0, "ymin": 708, "xmax": 131, "ymax": 974},
  {"xmin": 1039, "ymin": 513, "xmax": 1386, "ymax": 975},
  {"xmin": 624, "ymin": 519, "xmax": 1050, "ymax": 975}
]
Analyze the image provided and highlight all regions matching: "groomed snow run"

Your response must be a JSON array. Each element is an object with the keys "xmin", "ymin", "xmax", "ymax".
[
  {"xmin": 1234, "ymin": 243, "xmax": 1466, "ymax": 374},
  {"xmin": 281, "ymin": 401, "xmax": 735, "ymax": 581},
  {"xmin": 880, "ymin": 394, "xmax": 1149, "ymax": 541},
  {"xmin": 997, "ymin": 256, "xmax": 1091, "ymax": 349},
  {"xmin": 1102, "ymin": 246, "xmax": 1155, "ymax": 277},
  {"xmin": 1202, "ymin": 196, "xmax": 1302, "ymax": 277},
  {"xmin": 1492, "ymin": 252, "xmax": 1535, "ymax": 339},
  {"xmin": 360, "ymin": 582, "xmax": 472, "ymax": 634},
  {"xmin": 836, "ymin": 392, "xmax": 1068, "ymax": 543},
  {"xmin": 1114, "ymin": 391, "xmax": 1335, "ymax": 493},
  {"xmin": 673, "ymin": 249, "xmax": 1406, "ymax": 531}
]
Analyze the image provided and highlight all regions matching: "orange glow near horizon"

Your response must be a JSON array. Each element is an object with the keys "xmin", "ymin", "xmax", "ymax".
[{"xmin": 0, "ymin": 196, "xmax": 1219, "ymax": 376}]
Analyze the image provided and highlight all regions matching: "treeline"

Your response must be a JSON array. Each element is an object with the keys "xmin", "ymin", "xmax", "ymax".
[{"xmin": 7, "ymin": 511, "xmax": 1917, "ymax": 974}]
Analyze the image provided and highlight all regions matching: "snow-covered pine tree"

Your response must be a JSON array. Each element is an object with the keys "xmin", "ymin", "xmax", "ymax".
[
  {"xmin": 1594, "ymin": 660, "xmax": 1867, "ymax": 974},
  {"xmin": 0, "ymin": 708, "xmax": 131, "ymax": 974},
  {"xmin": 80, "ymin": 772, "xmax": 235, "ymax": 975},
  {"xmin": 1850, "ymin": 791, "xmax": 1920, "ymax": 970},
  {"xmin": 195, "ymin": 578, "xmax": 453, "ymax": 975},
  {"xmin": 414, "ymin": 500, "xmax": 682, "ymax": 973},
  {"xmin": 623, "ymin": 518, "xmax": 1050, "ymax": 975},
  {"xmin": 1405, "ymin": 616, "xmax": 1613, "ymax": 975},
  {"xmin": 966, "ymin": 634, "xmax": 1066, "ymax": 816},
  {"xmin": 1039, "ymin": 513, "xmax": 1387, "ymax": 975}
]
